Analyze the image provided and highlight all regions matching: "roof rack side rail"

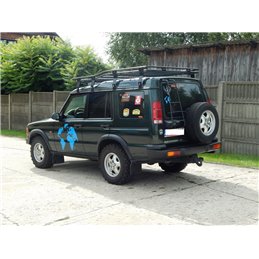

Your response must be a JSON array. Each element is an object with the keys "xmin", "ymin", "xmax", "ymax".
[{"xmin": 72, "ymin": 66, "xmax": 199, "ymax": 90}]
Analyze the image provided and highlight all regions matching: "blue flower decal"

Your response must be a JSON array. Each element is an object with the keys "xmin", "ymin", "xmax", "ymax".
[{"xmin": 57, "ymin": 124, "xmax": 78, "ymax": 150}]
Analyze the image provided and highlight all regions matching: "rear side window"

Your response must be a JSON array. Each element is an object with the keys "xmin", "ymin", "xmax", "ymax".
[
  {"xmin": 119, "ymin": 91, "xmax": 144, "ymax": 119},
  {"xmin": 88, "ymin": 92, "xmax": 111, "ymax": 118}
]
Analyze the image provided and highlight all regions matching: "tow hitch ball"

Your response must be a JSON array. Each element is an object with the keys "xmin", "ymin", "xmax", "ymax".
[{"xmin": 193, "ymin": 156, "xmax": 203, "ymax": 166}]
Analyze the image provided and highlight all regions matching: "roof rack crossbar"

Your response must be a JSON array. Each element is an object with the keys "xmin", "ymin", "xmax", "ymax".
[{"xmin": 73, "ymin": 66, "xmax": 199, "ymax": 89}]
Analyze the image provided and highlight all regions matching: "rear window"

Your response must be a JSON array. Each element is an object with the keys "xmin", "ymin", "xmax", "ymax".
[{"xmin": 162, "ymin": 81, "xmax": 206, "ymax": 119}]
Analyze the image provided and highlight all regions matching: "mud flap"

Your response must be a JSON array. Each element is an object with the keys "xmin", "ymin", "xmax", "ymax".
[
  {"xmin": 52, "ymin": 154, "xmax": 64, "ymax": 164},
  {"xmin": 130, "ymin": 162, "xmax": 142, "ymax": 175}
]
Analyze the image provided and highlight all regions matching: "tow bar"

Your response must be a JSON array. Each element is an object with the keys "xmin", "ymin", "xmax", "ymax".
[{"xmin": 193, "ymin": 156, "xmax": 203, "ymax": 166}]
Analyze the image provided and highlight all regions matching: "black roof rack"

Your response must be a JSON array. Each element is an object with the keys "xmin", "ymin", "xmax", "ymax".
[{"xmin": 73, "ymin": 66, "xmax": 199, "ymax": 91}]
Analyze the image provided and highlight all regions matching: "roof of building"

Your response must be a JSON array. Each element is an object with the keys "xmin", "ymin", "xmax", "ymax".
[
  {"xmin": 139, "ymin": 40, "xmax": 259, "ymax": 55},
  {"xmin": 0, "ymin": 32, "xmax": 59, "ymax": 41}
]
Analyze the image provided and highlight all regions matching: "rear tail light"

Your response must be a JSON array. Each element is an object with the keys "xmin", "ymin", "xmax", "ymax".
[
  {"xmin": 167, "ymin": 151, "xmax": 181, "ymax": 157},
  {"xmin": 213, "ymin": 143, "xmax": 221, "ymax": 150},
  {"xmin": 207, "ymin": 98, "xmax": 212, "ymax": 104},
  {"xmin": 152, "ymin": 101, "xmax": 163, "ymax": 124}
]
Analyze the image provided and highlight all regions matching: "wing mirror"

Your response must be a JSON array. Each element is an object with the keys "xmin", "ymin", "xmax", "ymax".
[{"xmin": 51, "ymin": 112, "xmax": 62, "ymax": 121}]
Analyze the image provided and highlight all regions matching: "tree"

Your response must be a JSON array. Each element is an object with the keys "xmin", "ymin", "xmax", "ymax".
[
  {"xmin": 1, "ymin": 37, "xmax": 75, "ymax": 93},
  {"xmin": 61, "ymin": 46, "xmax": 109, "ymax": 90},
  {"xmin": 107, "ymin": 32, "xmax": 259, "ymax": 67},
  {"xmin": 1, "ymin": 36, "xmax": 108, "ymax": 93}
]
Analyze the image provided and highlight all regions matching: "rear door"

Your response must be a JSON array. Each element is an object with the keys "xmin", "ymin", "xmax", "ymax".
[
  {"xmin": 161, "ymin": 79, "xmax": 207, "ymax": 140},
  {"xmin": 110, "ymin": 90, "xmax": 151, "ymax": 160},
  {"xmin": 80, "ymin": 91, "xmax": 113, "ymax": 157}
]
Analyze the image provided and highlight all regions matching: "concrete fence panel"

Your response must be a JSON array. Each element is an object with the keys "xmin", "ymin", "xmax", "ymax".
[
  {"xmin": 31, "ymin": 92, "xmax": 53, "ymax": 122},
  {"xmin": 1, "ymin": 95, "xmax": 9, "ymax": 129},
  {"xmin": 221, "ymin": 82, "xmax": 259, "ymax": 156},
  {"xmin": 54, "ymin": 91, "xmax": 70, "ymax": 112},
  {"xmin": 11, "ymin": 94, "xmax": 29, "ymax": 130},
  {"xmin": 1, "ymin": 83, "xmax": 259, "ymax": 156}
]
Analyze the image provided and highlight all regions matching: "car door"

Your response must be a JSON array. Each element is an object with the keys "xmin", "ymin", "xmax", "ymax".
[
  {"xmin": 54, "ymin": 94, "xmax": 88, "ymax": 155},
  {"xmin": 80, "ymin": 91, "xmax": 113, "ymax": 158}
]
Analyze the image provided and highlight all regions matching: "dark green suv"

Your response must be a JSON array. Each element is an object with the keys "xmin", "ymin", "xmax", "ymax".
[{"xmin": 26, "ymin": 66, "xmax": 220, "ymax": 184}]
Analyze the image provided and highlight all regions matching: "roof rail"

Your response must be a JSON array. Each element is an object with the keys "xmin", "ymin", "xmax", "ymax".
[{"xmin": 73, "ymin": 66, "xmax": 199, "ymax": 90}]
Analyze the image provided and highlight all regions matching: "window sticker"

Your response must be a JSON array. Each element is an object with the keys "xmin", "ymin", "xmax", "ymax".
[
  {"xmin": 132, "ymin": 109, "xmax": 140, "ymax": 115},
  {"xmin": 134, "ymin": 95, "xmax": 142, "ymax": 105},
  {"xmin": 121, "ymin": 93, "xmax": 130, "ymax": 102},
  {"xmin": 164, "ymin": 95, "xmax": 171, "ymax": 104},
  {"xmin": 119, "ymin": 91, "xmax": 144, "ymax": 119},
  {"xmin": 170, "ymin": 83, "xmax": 177, "ymax": 88},
  {"xmin": 123, "ymin": 108, "xmax": 130, "ymax": 117},
  {"xmin": 57, "ymin": 124, "xmax": 78, "ymax": 150}
]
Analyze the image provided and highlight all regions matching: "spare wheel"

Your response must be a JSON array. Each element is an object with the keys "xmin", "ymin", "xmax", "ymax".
[{"xmin": 185, "ymin": 102, "xmax": 219, "ymax": 144}]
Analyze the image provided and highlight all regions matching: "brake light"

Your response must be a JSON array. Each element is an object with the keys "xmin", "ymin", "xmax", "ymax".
[
  {"xmin": 207, "ymin": 98, "xmax": 212, "ymax": 104},
  {"xmin": 213, "ymin": 143, "xmax": 221, "ymax": 150},
  {"xmin": 152, "ymin": 101, "xmax": 163, "ymax": 124}
]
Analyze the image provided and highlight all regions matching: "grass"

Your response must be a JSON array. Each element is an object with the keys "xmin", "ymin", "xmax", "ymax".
[
  {"xmin": 1, "ymin": 130, "xmax": 258, "ymax": 169},
  {"xmin": 201, "ymin": 152, "xmax": 259, "ymax": 169},
  {"xmin": 1, "ymin": 129, "xmax": 26, "ymax": 138}
]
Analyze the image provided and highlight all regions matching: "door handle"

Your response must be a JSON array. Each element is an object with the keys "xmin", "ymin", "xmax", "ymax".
[
  {"xmin": 101, "ymin": 124, "xmax": 109, "ymax": 129},
  {"xmin": 74, "ymin": 124, "xmax": 82, "ymax": 128}
]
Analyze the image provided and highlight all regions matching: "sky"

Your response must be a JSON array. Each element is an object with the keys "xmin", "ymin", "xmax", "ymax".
[
  {"xmin": 2, "ymin": 0, "xmax": 256, "ymax": 65},
  {"xmin": 58, "ymin": 32, "xmax": 109, "ymax": 62}
]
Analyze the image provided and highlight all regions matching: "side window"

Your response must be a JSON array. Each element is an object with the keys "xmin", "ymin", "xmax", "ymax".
[
  {"xmin": 88, "ymin": 92, "xmax": 111, "ymax": 118},
  {"xmin": 119, "ymin": 91, "xmax": 144, "ymax": 119},
  {"xmin": 63, "ymin": 95, "xmax": 87, "ymax": 118}
]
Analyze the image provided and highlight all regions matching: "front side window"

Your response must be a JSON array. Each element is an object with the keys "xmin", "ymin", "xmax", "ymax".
[
  {"xmin": 63, "ymin": 95, "xmax": 87, "ymax": 118},
  {"xmin": 119, "ymin": 91, "xmax": 144, "ymax": 119}
]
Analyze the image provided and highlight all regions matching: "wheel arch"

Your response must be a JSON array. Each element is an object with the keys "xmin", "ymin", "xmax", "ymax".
[
  {"xmin": 29, "ymin": 129, "xmax": 51, "ymax": 150},
  {"xmin": 97, "ymin": 134, "xmax": 133, "ymax": 160}
]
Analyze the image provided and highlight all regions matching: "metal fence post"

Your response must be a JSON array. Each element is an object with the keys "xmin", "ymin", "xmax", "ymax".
[
  {"xmin": 8, "ymin": 94, "xmax": 12, "ymax": 130},
  {"xmin": 28, "ymin": 91, "xmax": 32, "ymax": 123},
  {"xmin": 53, "ymin": 90, "xmax": 56, "ymax": 113},
  {"xmin": 217, "ymin": 81, "xmax": 224, "ymax": 151}
]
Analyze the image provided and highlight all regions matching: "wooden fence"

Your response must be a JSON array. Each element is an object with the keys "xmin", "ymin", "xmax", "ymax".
[
  {"xmin": 1, "ymin": 82, "xmax": 259, "ymax": 156},
  {"xmin": 219, "ymin": 82, "xmax": 258, "ymax": 156}
]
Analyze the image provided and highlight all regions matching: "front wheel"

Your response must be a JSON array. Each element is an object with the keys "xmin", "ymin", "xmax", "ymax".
[
  {"xmin": 159, "ymin": 162, "xmax": 187, "ymax": 174},
  {"xmin": 99, "ymin": 144, "xmax": 131, "ymax": 185},
  {"xmin": 31, "ymin": 136, "xmax": 53, "ymax": 168}
]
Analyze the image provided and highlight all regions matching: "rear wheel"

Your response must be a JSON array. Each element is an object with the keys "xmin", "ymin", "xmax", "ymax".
[
  {"xmin": 31, "ymin": 136, "xmax": 53, "ymax": 168},
  {"xmin": 159, "ymin": 162, "xmax": 187, "ymax": 174},
  {"xmin": 99, "ymin": 144, "xmax": 131, "ymax": 185}
]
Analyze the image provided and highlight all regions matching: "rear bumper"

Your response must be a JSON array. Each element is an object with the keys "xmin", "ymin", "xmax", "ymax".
[{"xmin": 146, "ymin": 141, "xmax": 221, "ymax": 163}]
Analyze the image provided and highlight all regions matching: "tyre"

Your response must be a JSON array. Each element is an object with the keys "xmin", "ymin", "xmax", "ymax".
[
  {"xmin": 185, "ymin": 102, "xmax": 219, "ymax": 144},
  {"xmin": 99, "ymin": 144, "xmax": 131, "ymax": 185},
  {"xmin": 159, "ymin": 162, "xmax": 187, "ymax": 173},
  {"xmin": 31, "ymin": 136, "xmax": 53, "ymax": 168}
]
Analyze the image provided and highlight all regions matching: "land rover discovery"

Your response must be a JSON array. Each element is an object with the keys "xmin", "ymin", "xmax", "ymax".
[{"xmin": 26, "ymin": 66, "xmax": 220, "ymax": 184}]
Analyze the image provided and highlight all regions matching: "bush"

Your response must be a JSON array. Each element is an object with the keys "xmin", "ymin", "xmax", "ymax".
[{"xmin": 0, "ymin": 36, "xmax": 108, "ymax": 93}]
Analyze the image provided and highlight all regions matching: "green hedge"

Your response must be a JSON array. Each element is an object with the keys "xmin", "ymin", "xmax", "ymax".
[{"xmin": 0, "ymin": 36, "xmax": 108, "ymax": 93}]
